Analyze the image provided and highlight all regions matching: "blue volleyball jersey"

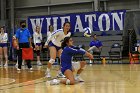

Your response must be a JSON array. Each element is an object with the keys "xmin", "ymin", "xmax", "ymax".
[
  {"xmin": 15, "ymin": 28, "xmax": 31, "ymax": 43},
  {"xmin": 61, "ymin": 46, "xmax": 86, "ymax": 70},
  {"xmin": 89, "ymin": 40, "xmax": 102, "ymax": 48}
]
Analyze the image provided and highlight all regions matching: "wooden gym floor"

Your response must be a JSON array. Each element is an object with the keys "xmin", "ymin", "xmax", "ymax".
[{"xmin": 0, "ymin": 63, "xmax": 140, "ymax": 93}]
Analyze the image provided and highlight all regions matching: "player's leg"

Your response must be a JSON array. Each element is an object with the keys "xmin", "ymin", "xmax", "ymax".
[
  {"xmin": 73, "ymin": 61, "xmax": 86, "ymax": 82},
  {"xmin": 61, "ymin": 69, "xmax": 75, "ymax": 85},
  {"xmin": 46, "ymin": 46, "xmax": 57, "ymax": 78},
  {"xmin": 0, "ymin": 47, "xmax": 3, "ymax": 66},
  {"xmin": 56, "ymin": 49, "xmax": 65, "ymax": 78},
  {"xmin": 50, "ymin": 69, "xmax": 75, "ymax": 85},
  {"xmin": 36, "ymin": 44, "xmax": 42, "ymax": 66},
  {"xmin": 3, "ymin": 46, "xmax": 8, "ymax": 66},
  {"xmin": 17, "ymin": 48, "xmax": 22, "ymax": 70}
]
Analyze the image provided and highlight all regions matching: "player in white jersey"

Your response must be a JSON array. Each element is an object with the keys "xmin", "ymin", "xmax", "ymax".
[
  {"xmin": 44, "ymin": 25, "xmax": 54, "ymax": 58},
  {"xmin": 47, "ymin": 25, "xmax": 54, "ymax": 40},
  {"xmin": 0, "ymin": 26, "xmax": 8, "ymax": 67},
  {"xmin": 33, "ymin": 26, "xmax": 42, "ymax": 66},
  {"xmin": 44, "ymin": 22, "xmax": 71, "ymax": 78}
]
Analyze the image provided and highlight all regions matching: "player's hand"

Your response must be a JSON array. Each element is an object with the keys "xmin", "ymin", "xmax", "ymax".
[
  {"xmin": 86, "ymin": 52, "xmax": 93, "ymax": 60},
  {"xmin": 88, "ymin": 53, "xmax": 93, "ymax": 60},
  {"xmin": 16, "ymin": 46, "xmax": 19, "ymax": 50},
  {"xmin": 30, "ymin": 45, "xmax": 33, "ymax": 48}
]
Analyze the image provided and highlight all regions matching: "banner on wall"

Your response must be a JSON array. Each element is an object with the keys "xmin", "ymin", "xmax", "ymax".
[{"xmin": 28, "ymin": 10, "xmax": 126, "ymax": 34}]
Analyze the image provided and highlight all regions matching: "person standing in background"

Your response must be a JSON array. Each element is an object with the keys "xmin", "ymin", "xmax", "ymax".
[
  {"xmin": 33, "ymin": 26, "xmax": 42, "ymax": 66},
  {"xmin": 47, "ymin": 25, "xmax": 54, "ymax": 40},
  {"xmin": 15, "ymin": 21, "xmax": 33, "ymax": 71},
  {"xmin": 0, "ymin": 26, "xmax": 8, "ymax": 67}
]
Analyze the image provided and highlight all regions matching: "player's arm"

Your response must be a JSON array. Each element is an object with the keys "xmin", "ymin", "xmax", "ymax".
[
  {"xmin": 15, "ymin": 30, "xmax": 20, "ymax": 50},
  {"xmin": 27, "ymin": 29, "xmax": 32, "ymax": 48},
  {"xmin": 67, "ymin": 47, "xmax": 93, "ymax": 60},
  {"xmin": 40, "ymin": 33, "xmax": 42, "ymax": 41},
  {"xmin": 67, "ymin": 47, "xmax": 86, "ymax": 55},
  {"xmin": 71, "ymin": 46, "xmax": 80, "ymax": 49},
  {"xmin": 85, "ymin": 51, "xmax": 93, "ymax": 60},
  {"xmin": 98, "ymin": 41, "xmax": 103, "ymax": 50},
  {"xmin": 33, "ymin": 33, "xmax": 36, "ymax": 45},
  {"xmin": 45, "ymin": 30, "xmax": 60, "ymax": 45}
]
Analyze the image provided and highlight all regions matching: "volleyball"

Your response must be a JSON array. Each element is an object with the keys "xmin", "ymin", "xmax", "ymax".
[{"xmin": 83, "ymin": 27, "xmax": 92, "ymax": 37}]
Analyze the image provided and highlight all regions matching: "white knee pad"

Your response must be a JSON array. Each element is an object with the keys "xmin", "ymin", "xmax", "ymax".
[
  {"xmin": 49, "ymin": 58, "xmax": 55, "ymax": 64},
  {"xmin": 72, "ymin": 61, "xmax": 80, "ymax": 70},
  {"xmin": 66, "ymin": 79, "xmax": 70, "ymax": 85}
]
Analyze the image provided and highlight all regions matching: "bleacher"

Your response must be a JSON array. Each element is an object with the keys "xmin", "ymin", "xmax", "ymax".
[{"xmin": 72, "ymin": 31, "xmax": 123, "ymax": 61}]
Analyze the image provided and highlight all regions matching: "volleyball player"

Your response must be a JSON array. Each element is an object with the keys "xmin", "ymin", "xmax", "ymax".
[
  {"xmin": 44, "ymin": 22, "xmax": 71, "ymax": 78},
  {"xmin": 0, "ymin": 26, "xmax": 8, "ymax": 67},
  {"xmin": 33, "ymin": 26, "xmax": 42, "ymax": 66},
  {"xmin": 49, "ymin": 37, "xmax": 93, "ymax": 85},
  {"xmin": 47, "ymin": 25, "xmax": 54, "ymax": 39}
]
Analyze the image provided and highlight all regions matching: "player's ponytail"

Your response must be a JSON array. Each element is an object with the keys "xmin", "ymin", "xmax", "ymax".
[{"xmin": 61, "ymin": 37, "xmax": 71, "ymax": 49}]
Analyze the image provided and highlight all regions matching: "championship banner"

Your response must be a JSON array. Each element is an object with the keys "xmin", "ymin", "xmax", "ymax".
[{"xmin": 28, "ymin": 10, "xmax": 126, "ymax": 34}]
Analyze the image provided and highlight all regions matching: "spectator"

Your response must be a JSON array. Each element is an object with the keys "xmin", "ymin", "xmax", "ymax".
[
  {"xmin": 88, "ymin": 34, "xmax": 102, "ymax": 53},
  {"xmin": 33, "ymin": 26, "xmax": 42, "ymax": 66},
  {"xmin": 0, "ymin": 26, "xmax": 8, "ymax": 67},
  {"xmin": 15, "ymin": 21, "xmax": 33, "ymax": 71}
]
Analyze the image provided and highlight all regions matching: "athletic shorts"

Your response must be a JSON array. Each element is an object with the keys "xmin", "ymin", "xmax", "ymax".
[
  {"xmin": 35, "ymin": 43, "xmax": 42, "ymax": 46},
  {"xmin": 61, "ymin": 66, "xmax": 72, "ymax": 75},
  {"xmin": 48, "ymin": 41, "xmax": 61, "ymax": 51},
  {"xmin": 0, "ymin": 43, "xmax": 7, "ymax": 47},
  {"xmin": 61, "ymin": 61, "xmax": 81, "ymax": 74}
]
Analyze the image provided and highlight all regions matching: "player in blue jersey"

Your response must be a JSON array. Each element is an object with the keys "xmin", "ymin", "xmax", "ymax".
[{"xmin": 49, "ymin": 37, "xmax": 93, "ymax": 85}]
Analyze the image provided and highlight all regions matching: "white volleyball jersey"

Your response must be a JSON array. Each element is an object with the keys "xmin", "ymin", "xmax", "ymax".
[
  {"xmin": 0, "ymin": 33, "xmax": 8, "ymax": 43},
  {"xmin": 45, "ymin": 29, "xmax": 71, "ymax": 47},
  {"xmin": 33, "ymin": 32, "xmax": 42, "ymax": 44}
]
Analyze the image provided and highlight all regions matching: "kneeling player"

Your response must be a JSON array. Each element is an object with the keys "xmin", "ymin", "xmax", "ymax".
[{"xmin": 49, "ymin": 37, "xmax": 93, "ymax": 85}]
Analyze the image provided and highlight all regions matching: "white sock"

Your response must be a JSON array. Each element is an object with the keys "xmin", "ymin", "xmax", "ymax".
[{"xmin": 47, "ymin": 68, "xmax": 50, "ymax": 72}]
